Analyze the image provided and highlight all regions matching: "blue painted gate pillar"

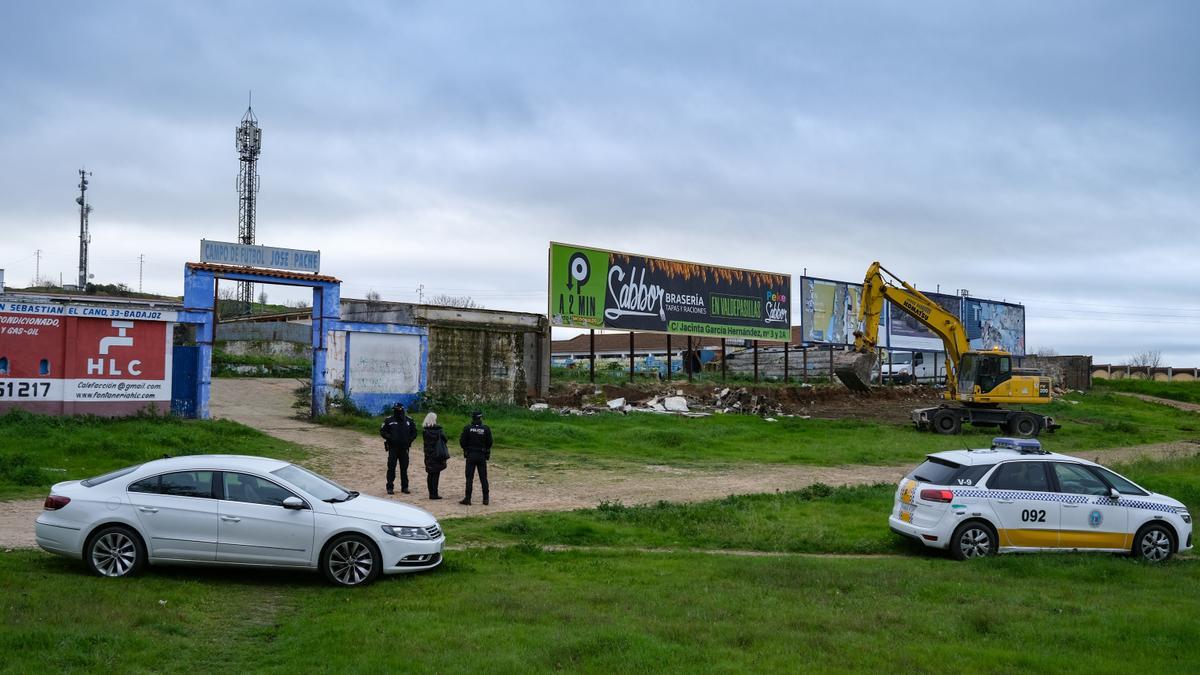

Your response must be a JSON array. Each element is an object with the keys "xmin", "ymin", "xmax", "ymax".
[{"xmin": 179, "ymin": 263, "xmax": 342, "ymax": 419}]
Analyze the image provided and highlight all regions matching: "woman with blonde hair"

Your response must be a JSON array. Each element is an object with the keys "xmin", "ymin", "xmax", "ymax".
[{"xmin": 421, "ymin": 412, "xmax": 450, "ymax": 500}]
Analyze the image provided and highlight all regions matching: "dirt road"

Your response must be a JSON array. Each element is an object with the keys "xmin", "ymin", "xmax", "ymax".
[
  {"xmin": 1114, "ymin": 392, "xmax": 1200, "ymax": 413},
  {"xmin": 207, "ymin": 379, "xmax": 908, "ymax": 518},
  {"xmin": 207, "ymin": 379, "xmax": 1199, "ymax": 518}
]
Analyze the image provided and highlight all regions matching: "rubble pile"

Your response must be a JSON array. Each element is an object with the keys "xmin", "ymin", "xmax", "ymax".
[{"xmin": 530, "ymin": 385, "xmax": 807, "ymax": 419}]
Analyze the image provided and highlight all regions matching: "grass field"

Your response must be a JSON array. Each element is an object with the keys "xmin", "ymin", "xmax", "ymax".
[
  {"xmin": 0, "ymin": 410, "xmax": 307, "ymax": 500},
  {"xmin": 2, "ymin": 547, "xmax": 1197, "ymax": 673},
  {"xmin": 448, "ymin": 453, "xmax": 1200, "ymax": 553},
  {"xmin": 4, "ymin": 396, "xmax": 1200, "ymax": 671},
  {"xmin": 319, "ymin": 390, "xmax": 1200, "ymax": 468},
  {"xmin": 1094, "ymin": 377, "xmax": 1200, "ymax": 404}
]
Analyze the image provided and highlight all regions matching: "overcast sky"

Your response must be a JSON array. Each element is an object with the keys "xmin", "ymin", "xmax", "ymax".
[{"xmin": 1, "ymin": 1, "xmax": 1197, "ymax": 364}]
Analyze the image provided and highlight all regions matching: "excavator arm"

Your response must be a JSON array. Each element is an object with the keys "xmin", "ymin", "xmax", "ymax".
[{"xmin": 836, "ymin": 262, "xmax": 971, "ymax": 394}]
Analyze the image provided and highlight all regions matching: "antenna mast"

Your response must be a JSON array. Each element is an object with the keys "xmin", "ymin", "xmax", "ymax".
[
  {"xmin": 235, "ymin": 94, "xmax": 262, "ymax": 313},
  {"xmin": 76, "ymin": 168, "xmax": 93, "ymax": 289}
]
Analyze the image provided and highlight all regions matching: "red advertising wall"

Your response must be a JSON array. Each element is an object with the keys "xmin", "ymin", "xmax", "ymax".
[{"xmin": 0, "ymin": 310, "xmax": 172, "ymax": 416}]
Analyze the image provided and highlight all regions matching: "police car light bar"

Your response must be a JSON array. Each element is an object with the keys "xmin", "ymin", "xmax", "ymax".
[{"xmin": 992, "ymin": 437, "xmax": 1046, "ymax": 454}]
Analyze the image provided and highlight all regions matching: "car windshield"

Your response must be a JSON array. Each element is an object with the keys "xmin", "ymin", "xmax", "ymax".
[
  {"xmin": 908, "ymin": 457, "xmax": 962, "ymax": 484},
  {"xmin": 272, "ymin": 464, "xmax": 355, "ymax": 502},
  {"xmin": 81, "ymin": 464, "xmax": 142, "ymax": 487}
]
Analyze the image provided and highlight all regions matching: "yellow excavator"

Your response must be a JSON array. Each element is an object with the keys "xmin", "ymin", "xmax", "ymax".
[{"xmin": 835, "ymin": 262, "xmax": 1058, "ymax": 437}]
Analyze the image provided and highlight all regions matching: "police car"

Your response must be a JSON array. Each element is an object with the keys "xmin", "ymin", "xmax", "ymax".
[{"xmin": 889, "ymin": 438, "xmax": 1193, "ymax": 561}]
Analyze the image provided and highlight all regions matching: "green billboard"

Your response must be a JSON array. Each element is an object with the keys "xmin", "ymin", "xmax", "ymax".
[{"xmin": 548, "ymin": 242, "xmax": 792, "ymax": 341}]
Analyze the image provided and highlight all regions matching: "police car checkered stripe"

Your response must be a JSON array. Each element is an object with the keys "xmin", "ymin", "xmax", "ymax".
[
  {"xmin": 1091, "ymin": 496, "xmax": 1179, "ymax": 514},
  {"xmin": 951, "ymin": 489, "xmax": 1180, "ymax": 514}
]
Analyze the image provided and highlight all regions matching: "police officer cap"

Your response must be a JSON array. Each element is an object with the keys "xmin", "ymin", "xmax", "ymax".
[
  {"xmin": 471, "ymin": 410, "xmax": 483, "ymax": 419},
  {"xmin": 393, "ymin": 403, "xmax": 406, "ymax": 412}
]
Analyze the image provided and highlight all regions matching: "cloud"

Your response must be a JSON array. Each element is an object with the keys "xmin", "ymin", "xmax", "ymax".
[{"xmin": 1, "ymin": 1, "xmax": 1198, "ymax": 363}]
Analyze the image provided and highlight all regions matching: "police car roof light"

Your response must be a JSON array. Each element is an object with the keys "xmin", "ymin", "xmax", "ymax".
[{"xmin": 991, "ymin": 437, "xmax": 1046, "ymax": 454}]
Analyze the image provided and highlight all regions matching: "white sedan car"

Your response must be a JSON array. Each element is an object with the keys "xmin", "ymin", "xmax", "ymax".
[{"xmin": 35, "ymin": 455, "xmax": 444, "ymax": 586}]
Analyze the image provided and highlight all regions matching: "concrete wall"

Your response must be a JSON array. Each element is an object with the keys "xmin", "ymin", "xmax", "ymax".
[
  {"xmin": 427, "ymin": 325, "xmax": 530, "ymax": 404},
  {"xmin": 216, "ymin": 321, "xmax": 312, "ymax": 359},
  {"xmin": 719, "ymin": 346, "xmax": 867, "ymax": 380},
  {"xmin": 216, "ymin": 320, "xmax": 310, "ymax": 344},
  {"xmin": 1093, "ymin": 365, "xmax": 1200, "ymax": 382},
  {"xmin": 339, "ymin": 300, "xmax": 549, "ymax": 405},
  {"xmin": 1014, "ymin": 355, "xmax": 1093, "ymax": 391}
]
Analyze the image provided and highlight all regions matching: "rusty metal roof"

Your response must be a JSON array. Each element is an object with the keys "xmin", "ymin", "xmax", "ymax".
[{"xmin": 186, "ymin": 262, "xmax": 340, "ymax": 283}]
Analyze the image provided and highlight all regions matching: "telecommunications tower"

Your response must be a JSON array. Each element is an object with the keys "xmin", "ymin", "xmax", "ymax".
[
  {"xmin": 235, "ymin": 100, "xmax": 262, "ymax": 312},
  {"xmin": 76, "ymin": 168, "xmax": 93, "ymax": 289}
]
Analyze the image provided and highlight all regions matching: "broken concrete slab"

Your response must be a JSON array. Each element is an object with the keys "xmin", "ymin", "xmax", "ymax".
[{"xmin": 663, "ymin": 396, "xmax": 690, "ymax": 412}]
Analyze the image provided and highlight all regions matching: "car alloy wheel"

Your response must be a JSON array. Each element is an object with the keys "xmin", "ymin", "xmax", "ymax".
[
  {"xmin": 326, "ymin": 537, "xmax": 379, "ymax": 586},
  {"xmin": 90, "ymin": 530, "xmax": 138, "ymax": 577},
  {"xmin": 1138, "ymin": 528, "xmax": 1172, "ymax": 562},
  {"xmin": 951, "ymin": 522, "xmax": 996, "ymax": 560}
]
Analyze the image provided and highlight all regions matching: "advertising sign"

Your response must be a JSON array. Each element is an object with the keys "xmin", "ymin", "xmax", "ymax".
[
  {"xmin": 800, "ymin": 277, "xmax": 870, "ymax": 345},
  {"xmin": 963, "ymin": 298, "xmax": 1026, "ymax": 355},
  {"xmin": 548, "ymin": 242, "xmax": 791, "ymax": 341},
  {"xmin": 887, "ymin": 292, "xmax": 962, "ymax": 351},
  {"xmin": 200, "ymin": 239, "xmax": 321, "ymax": 274},
  {"xmin": 0, "ymin": 314, "xmax": 172, "ymax": 409}
]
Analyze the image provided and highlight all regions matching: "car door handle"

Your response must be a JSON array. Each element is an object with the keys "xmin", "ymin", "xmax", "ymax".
[
  {"xmin": 220, "ymin": 516, "xmax": 242, "ymax": 523},
  {"xmin": 997, "ymin": 500, "xmax": 1014, "ymax": 504},
  {"xmin": 138, "ymin": 506, "xmax": 159, "ymax": 513},
  {"xmin": 1063, "ymin": 504, "xmax": 1079, "ymax": 509}
]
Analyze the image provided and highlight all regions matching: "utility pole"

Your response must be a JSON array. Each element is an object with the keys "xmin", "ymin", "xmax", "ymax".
[
  {"xmin": 34, "ymin": 249, "xmax": 41, "ymax": 286},
  {"xmin": 235, "ymin": 94, "xmax": 262, "ymax": 314},
  {"xmin": 416, "ymin": 284, "xmax": 425, "ymax": 304},
  {"xmin": 138, "ymin": 254, "xmax": 145, "ymax": 293},
  {"xmin": 76, "ymin": 168, "xmax": 93, "ymax": 288}
]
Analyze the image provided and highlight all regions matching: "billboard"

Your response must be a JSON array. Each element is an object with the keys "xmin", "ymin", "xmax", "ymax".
[
  {"xmin": 548, "ymin": 242, "xmax": 791, "ymax": 341},
  {"xmin": 888, "ymin": 292, "xmax": 962, "ymax": 351},
  {"xmin": 0, "ymin": 302, "xmax": 172, "ymax": 413},
  {"xmin": 800, "ymin": 278, "xmax": 861, "ymax": 345},
  {"xmin": 963, "ymin": 298, "xmax": 1026, "ymax": 356}
]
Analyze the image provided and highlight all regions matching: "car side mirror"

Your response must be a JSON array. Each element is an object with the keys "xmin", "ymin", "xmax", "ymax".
[
  {"xmin": 283, "ymin": 496, "xmax": 306, "ymax": 510},
  {"xmin": 1108, "ymin": 488, "xmax": 1120, "ymax": 500}
]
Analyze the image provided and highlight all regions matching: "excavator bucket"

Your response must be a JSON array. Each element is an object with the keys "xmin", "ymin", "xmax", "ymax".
[{"xmin": 834, "ymin": 352, "xmax": 876, "ymax": 393}]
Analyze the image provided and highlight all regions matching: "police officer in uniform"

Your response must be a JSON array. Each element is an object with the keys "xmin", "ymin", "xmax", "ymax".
[
  {"xmin": 458, "ymin": 411, "xmax": 493, "ymax": 505},
  {"xmin": 380, "ymin": 403, "xmax": 418, "ymax": 495}
]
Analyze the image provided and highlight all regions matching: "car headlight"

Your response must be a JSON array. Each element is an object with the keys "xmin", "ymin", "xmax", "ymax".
[
  {"xmin": 1180, "ymin": 511, "xmax": 1192, "ymax": 524},
  {"xmin": 381, "ymin": 525, "xmax": 432, "ymax": 540}
]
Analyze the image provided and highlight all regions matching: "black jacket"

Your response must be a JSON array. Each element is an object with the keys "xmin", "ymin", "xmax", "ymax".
[
  {"xmin": 422, "ymin": 426, "xmax": 449, "ymax": 473},
  {"xmin": 380, "ymin": 413, "xmax": 418, "ymax": 450},
  {"xmin": 459, "ymin": 422, "xmax": 493, "ymax": 461}
]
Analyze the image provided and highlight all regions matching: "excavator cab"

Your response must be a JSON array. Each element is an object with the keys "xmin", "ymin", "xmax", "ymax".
[{"xmin": 956, "ymin": 351, "xmax": 1012, "ymax": 400}]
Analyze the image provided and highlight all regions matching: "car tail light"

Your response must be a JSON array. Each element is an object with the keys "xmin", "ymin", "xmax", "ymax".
[
  {"xmin": 44, "ymin": 495, "xmax": 71, "ymax": 510},
  {"xmin": 920, "ymin": 489, "xmax": 953, "ymax": 503}
]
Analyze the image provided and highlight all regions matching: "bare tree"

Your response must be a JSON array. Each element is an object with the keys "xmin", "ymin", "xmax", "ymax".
[
  {"xmin": 1128, "ymin": 350, "xmax": 1164, "ymax": 369},
  {"xmin": 365, "ymin": 289, "xmax": 382, "ymax": 302},
  {"xmin": 1033, "ymin": 346, "xmax": 1058, "ymax": 357},
  {"xmin": 257, "ymin": 289, "xmax": 269, "ymax": 306},
  {"xmin": 430, "ymin": 294, "xmax": 484, "ymax": 309}
]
